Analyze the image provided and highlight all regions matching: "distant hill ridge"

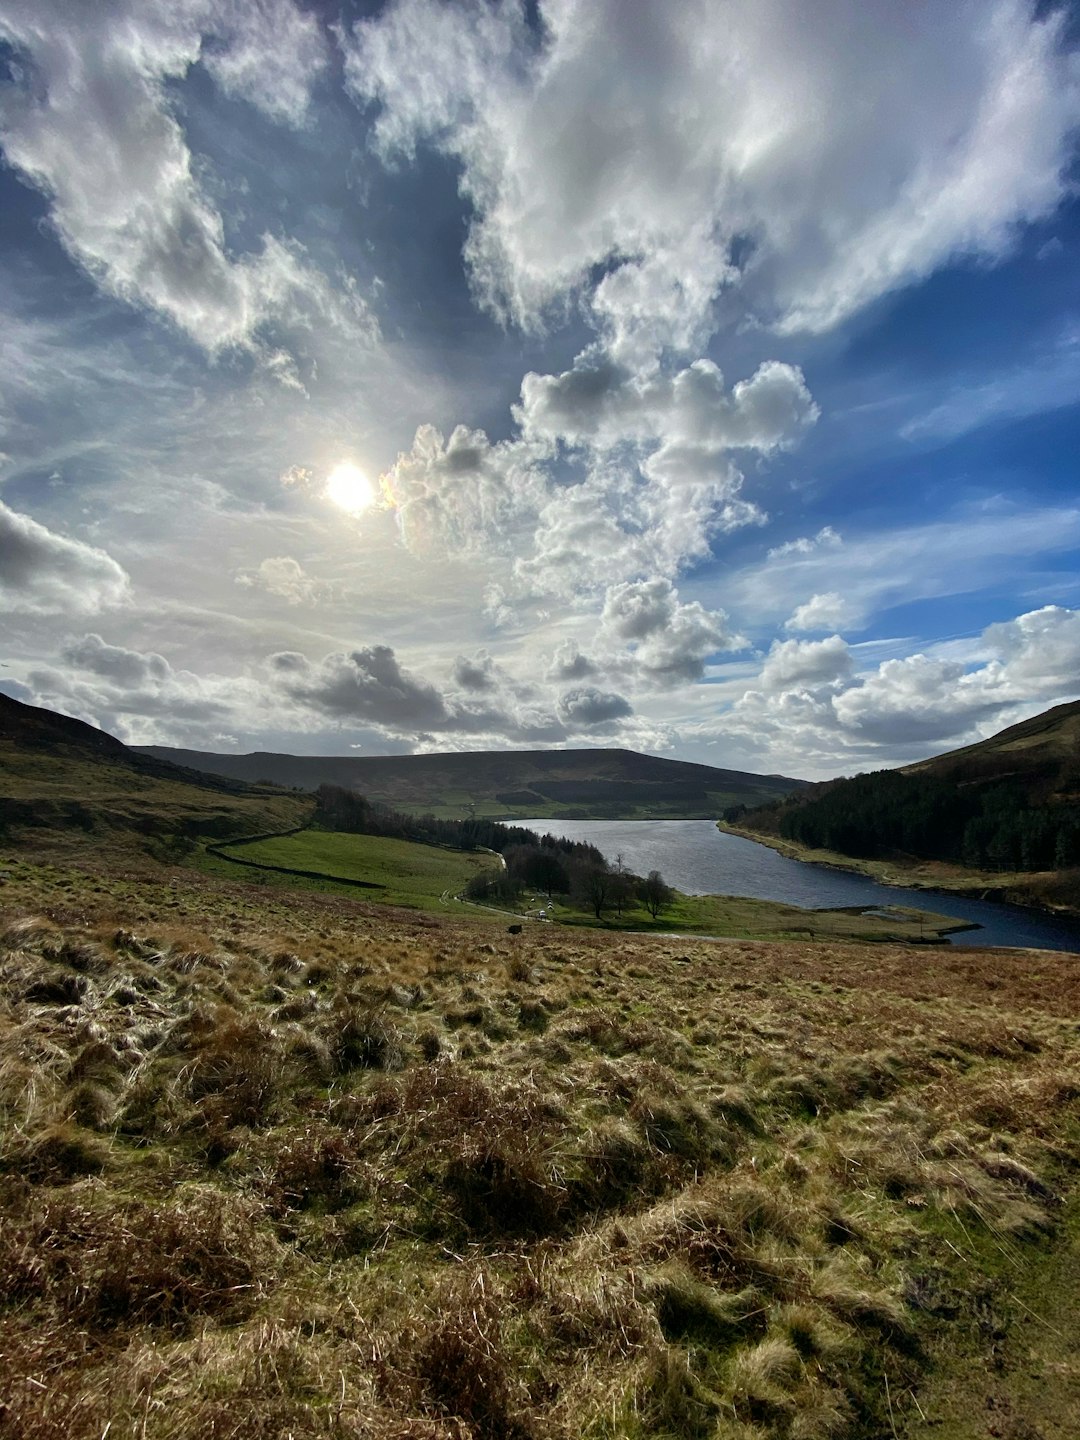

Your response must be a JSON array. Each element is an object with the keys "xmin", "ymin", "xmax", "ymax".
[{"xmin": 135, "ymin": 743, "xmax": 806, "ymax": 821}]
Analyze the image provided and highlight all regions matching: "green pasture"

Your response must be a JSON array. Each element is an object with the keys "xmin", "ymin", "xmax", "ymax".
[{"xmin": 207, "ymin": 829, "xmax": 496, "ymax": 911}]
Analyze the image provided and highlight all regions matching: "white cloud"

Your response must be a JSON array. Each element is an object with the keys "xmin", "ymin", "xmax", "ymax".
[
  {"xmin": 0, "ymin": 501, "xmax": 131, "ymax": 615},
  {"xmin": 382, "ymin": 423, "xmax": 547, "ymax": 557},
  {"xmin": 983, "ymin": 605, "xmax": 1080, "ymax": 690},
  {"xmin": 0, "ymin": 0, "xmax": 366, "ymax": 352},
  {"xmin": 721, "ymin": 604, "xmax": 1080, "ymax": 771},
  {"xmin": 767, "ymin": 526, "xmax": 842, "ymax": 561},
  {"xmin": 784, "ymin": 592, "xmax": 853, "ymax": 633},
  {"xmin": 234, "ymin": 555, "xmax": 325, "ymax": 606},
  {"xmin": 518, "ymin": 355, "xmax": 817, "ymax": 453},
  {"xmin": 545, "ymin": 640, "xmax": 597, "ymax": 683},
  {"xmin": 346, "ymin": 0, "xmax": 1080, "ymax": 348},
  {"xmin": 760, "ymin": 635, "xmax": 853, "ymax": 693},
  {"xmin": 600, "ymin": 577, "xmax": 743, "ymax": 685},
  {"xmin": 201, "ymin": 0, "xmax": 328, "ymax": 127}
]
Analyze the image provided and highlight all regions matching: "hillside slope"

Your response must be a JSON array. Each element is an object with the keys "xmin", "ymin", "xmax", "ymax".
[
  {"xmin": 134, "ymin": 743, "xmax": 805, "ymax": 820},
  {"xmin": 0, "ymin": 694, "xmax": 310, "ymax": 845},
  {"xmin": 730, "ymin": 699, "xmax": 1080, "ymax": 910},
  {"xmin": 903, "ymin": 696, "xmax": 1080, "ymax": 794}
]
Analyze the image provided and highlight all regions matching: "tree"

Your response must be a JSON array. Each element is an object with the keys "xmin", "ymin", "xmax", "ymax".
[
  {"xmin": 639, "ymin": 869, "xmax": 673, "ymax": 920},
  {"xmin": 571, "ymin": 860, "xmax": 611, "ymax": 919}
]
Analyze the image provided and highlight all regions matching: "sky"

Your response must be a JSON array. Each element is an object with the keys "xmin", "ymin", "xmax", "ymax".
[{"xmin": 2, "ymin": 0, "xmax": 1080, "ymax": 781}]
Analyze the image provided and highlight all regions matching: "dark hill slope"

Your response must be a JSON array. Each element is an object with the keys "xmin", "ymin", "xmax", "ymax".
[
  {"xmin": 135, "ymin": 743, "xmax": 805, "ymax": 820},
  {"xmin": 735, "ymin": 699, "xmax": 1080, "ymax": 876},
  {"xmin": 0, "ymin": 694, "xmax": 309, "ymax": 843},
  {"xmin": 903, "ymin": 698, "xmax": 1080, "ymax": 798}
]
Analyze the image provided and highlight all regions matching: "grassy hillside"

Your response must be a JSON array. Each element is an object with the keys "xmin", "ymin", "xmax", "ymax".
[
  {"xmin": 730, "ymin": 700, "xmax": 1080, "ymax": 910},
  {"xmin": 206, "ymin": 830, "xmax": 497, "ymax": 912},
  {"xmin": 903, "ymin": 696, "xmax": 1080, "ymax": 790},
  {"xmin": 136, "ymin": 743, "xmax": 805, "ymax": 820},
  {"xmin": 1, "ymin": 852, "xmax": 1079, "ymax": 1438},
  {"xmin": 0, "ymin": 693, "xmax": 311, "ymax": 851}
]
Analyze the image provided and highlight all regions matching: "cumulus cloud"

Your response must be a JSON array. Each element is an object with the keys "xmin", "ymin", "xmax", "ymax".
[
  {"xmin": 557, "ymin": 685, "xmax": 633, "ymax": 726},
  {"xmin": 381, "ymin": 423, "xmax": 546, "ymax": 557},
  {"xmin": 759, "ymin": 635, "xmax": 854, "ymax": 693},
  {"xmin": 61, "ymin": 634, "xmax": 170, "ymax": 687},
  {"xmin": 600, "ymin": 578, "xmax": 743, "ymax": 685},
  {"xmin": 518, "ymin": 355, "xmax": 817, "ymax": 454},
  {"xmin": 451, "ymin": 651, "xmax": 500, "ymax": 692},
  {"xmin": 0, "ymin": 501, "xmax": 131, "ymax": 615},
  {"xmin": 723, "ymin": 604, "xmax": 1080, "ymax": 771},
  {"xmin": 234, "ymin": 556, "xmax": 325, "ymax": 606},
  {"xmin": 271, "ymin": 645, "xmax": 452, "ymax": 730},
  {"xmin": 545, "ymin": 641, "xmax": 597, "ymax": 683},
  {"xmin": 982, "ymin": 605, "xmax": 1080, "ymax": 690},
  {"xmin": 0, "ymin": 0, "xmax": 366, "ymax": 352},
  {"xmin": 266, "ymin": 641, "xmax": 651, "ymax": 744},
  {"xmin": 502, "ymin": 357, "xmax": 814, "ymax": 598},
  {"xmin": 784, "ymin": 592, "xmax": 853, "ymax": 633},
  {"xmin": 27, "ymin": 634, "xmax": 235, "ymax": 741},
  {"xmin": 346, "ymin": 0, "xmax": 1080, "ymax": 348}
]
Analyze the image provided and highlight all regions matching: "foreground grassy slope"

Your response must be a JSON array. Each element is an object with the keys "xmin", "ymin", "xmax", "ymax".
[
  {"xmin": 1, "ymin": 852, "xmax": 1078, "ymax": 1439},
  {"xmin": 136, "ymin": 743, "xmax": 805, "ymax": 820}
]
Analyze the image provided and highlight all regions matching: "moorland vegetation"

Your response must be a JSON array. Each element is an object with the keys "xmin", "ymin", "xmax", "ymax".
[{"xmin": 3, "ymin": 693, "xmax": 1080, "ymax": 1437}]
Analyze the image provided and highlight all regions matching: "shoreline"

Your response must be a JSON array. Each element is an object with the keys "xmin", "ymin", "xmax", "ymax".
[{"xmin": 718, "ymin": 822, "xmax": 1080, "ymax": 923}]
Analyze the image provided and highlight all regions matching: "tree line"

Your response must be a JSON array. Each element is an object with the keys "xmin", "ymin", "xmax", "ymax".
[
  {"xmin": 463, "ymin": 846, "xmax": 674, "ymax": 920},
  {"xmin": 729, "ymin": 770, "xmax": 1080, "ymax": 873},
  {"xmin": 314, "ymin": 783, "xmax": 675, "ymax": 919}
]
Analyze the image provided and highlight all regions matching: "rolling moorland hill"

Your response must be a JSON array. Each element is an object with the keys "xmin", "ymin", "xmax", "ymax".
[
  {"xmin": 134, "ymin": 743, "xmax": 806, "ymax": 821},
  {"xmin": 0, "ymin": 693, "xmax": 311, "ymax": 846},
  {"xmin": 729, "ymin": 699, "xmax": 1080, "ymax": 910},
  {"xmin": 902, "ymin": 696, "xmax": 1080, "ymax": 789}
]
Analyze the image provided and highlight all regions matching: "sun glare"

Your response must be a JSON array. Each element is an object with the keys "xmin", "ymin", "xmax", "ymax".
[{"xmin": 325, "ymin": 462, "xmax": 376, "ymax": 515}]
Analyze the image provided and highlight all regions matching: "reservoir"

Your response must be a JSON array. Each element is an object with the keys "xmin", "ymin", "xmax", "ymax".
[{"xmin": 518, "ymin": 818, "xmax": 1080, "ymax": 953}]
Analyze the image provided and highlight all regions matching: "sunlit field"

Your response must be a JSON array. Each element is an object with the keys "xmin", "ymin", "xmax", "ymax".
[{"xmin": 2, "ymin": 852, "xmax": 1078, "ymax": 1438}]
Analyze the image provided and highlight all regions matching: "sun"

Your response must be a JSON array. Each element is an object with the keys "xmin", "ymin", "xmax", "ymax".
[{"xmin": 325, "ymin": 461, "xmax": 376, "ymax": 515}]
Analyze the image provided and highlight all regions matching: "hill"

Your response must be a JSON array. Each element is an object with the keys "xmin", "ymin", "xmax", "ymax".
[
  {"xmin": 133, "ymin": 743, "xmax": 805, "ymax": 820},
  {"xmin": 0, "ymin": 693, "xmax": 310, "ymax": 848},
  {"xmin": 903, "ymin": 696, "xmax": 1080, "ymax": 789},
  {"xmin": 729, "ymin": 699, "xmax": 1080, "ymax": 911}
]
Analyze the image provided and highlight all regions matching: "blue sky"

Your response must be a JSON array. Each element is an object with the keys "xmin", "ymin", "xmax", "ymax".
[{"xmin": 2, "ymin": 0, "xmax": 1079, "ymax": 778}]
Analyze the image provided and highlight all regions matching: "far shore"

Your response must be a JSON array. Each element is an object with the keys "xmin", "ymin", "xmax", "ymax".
[{"xmin": 718, "ymin": 821, "xmax": 1080, "ymax": 922}]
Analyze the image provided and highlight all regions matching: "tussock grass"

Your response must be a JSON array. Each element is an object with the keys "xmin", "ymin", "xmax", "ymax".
[{"xmin": 1, "ymin": 854, "xmax": 1079, "ymax": 1437}]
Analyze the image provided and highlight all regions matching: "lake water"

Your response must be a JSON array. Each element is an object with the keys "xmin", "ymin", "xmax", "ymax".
[{"xmin": 518, "ymin": 818, "xmax": 1080, "ymax": 954}]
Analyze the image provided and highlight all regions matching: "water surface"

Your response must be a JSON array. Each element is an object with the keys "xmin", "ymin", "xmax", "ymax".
[{"xmin": 520, "ymin": 818, "xmax": 1080, "ymax": 953}]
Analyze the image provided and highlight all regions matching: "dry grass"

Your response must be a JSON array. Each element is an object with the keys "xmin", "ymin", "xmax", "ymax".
[{"xmin": 1, "ymin": 852, "xmax": 1079, "ymax": 1438}]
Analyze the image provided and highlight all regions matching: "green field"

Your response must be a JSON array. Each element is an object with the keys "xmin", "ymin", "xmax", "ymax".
[{"xmin": 209, "ymin": 829, "xmax": 497, "ymax": 911}]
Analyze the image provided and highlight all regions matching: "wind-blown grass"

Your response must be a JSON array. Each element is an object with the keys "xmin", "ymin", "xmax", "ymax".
[{"xmin": 0, "ymin": 851, "xmax": 1078, "ymax": 1438}]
